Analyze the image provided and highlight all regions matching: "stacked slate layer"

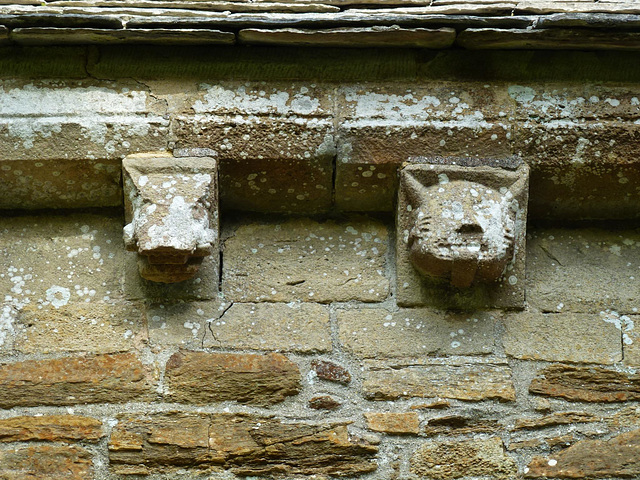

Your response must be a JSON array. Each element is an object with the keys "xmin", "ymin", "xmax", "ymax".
[{"xmin": 1, "ymin": 0, "xmax": 640, "ymax": 48}]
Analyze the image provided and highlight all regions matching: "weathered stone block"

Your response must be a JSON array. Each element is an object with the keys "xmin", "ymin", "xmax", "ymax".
[
  {"xmin": 411, "ymin": 437, "xmax": 517, "ymax": 480},
  {"xmin": 172, "ymin": 115, "xmax": 334, "ymax": 213},
  {"xmin": 526, "ymin": 429, "xmax": 640, "ymax": 479},
  {"xmin": 311, "ymin": 359, "xmax": 351, "ymax": 384},
  {"xmin": 527, "ymin": 228, "xmax": 640, "ymax": 314},
  {"xmin": 507, "ymin": 83, "xmax": 640, "ymax": 122},
  {"xmin": 335, "ymin": 83, "xmax": 513, "ymax": 211},
  {"xmin": 515, "ymin": 121, "xmax": 640, "ymax": 220},
  {"xmin": 513, "ymin": 411, "xmax": 599, "ymax": 431},
  {"xmin": 164, "ymin": 351, "xmax": 301, "ymax": 406},
  {"xmin": 109, "ymin": 412, "xmax": 378, "ymax": 477},
  {"xmin": 124, "ymin": 252, "xmax": 219, "ymax": 301},
  {"xmin": 363, "ymin": 358, "xmax": 516, "ymax": 402},
  {"xmin": 0, "ymin": 415, "xmax": 103, "ymax": 442},
  {"xmin": 338, "ymin": 308, "xmax": 495, "ymax": 358},
  {"xmin": 424, "ymin": 414, "xmax": 501, "ymax": 436},
  {"xmin": 502, "ymin": 311, "xmax": 622, "ymax": 364},
  {"xmin": 223, "ymin": 218, "xmax": 389, "ymax": 303},
  {"xmin": 396, "ymin": 160, "xmax": 529, "ymax": 309},
  {"xmin": 0, "ymin": 444, "xmax": 92, "ymax": 480},
  {"xmin": 530, "ymin": 364, "xmax": 640, "ymax": 402},
  {"xmin": 309, "ymin": 395, "xmax": 342, "ymax": 410},
  {"xmin": 190, "ymin": 82, "xmax": 334, "ymax": 117},
  {"xmin": 0, "ymin": 80, "xmax": 168, "ymax": 161},
  {"xmin": 123, "ymin": 152, "xmax": 219, "ymax": 283},
  {"xmin": 205, "ymin": 302, "xmax": 331, "ymax": 352},
  {"xmin": 364, "ymin": 412, "xmax": 420, "ymax": 434},
  {"xmin": 0, "ymin": 158, "xmax": 121, "ymax": 209},
  {"xmin": 0, "ymin": 353, "xmax": 155, "ymax": 408},
  {"xmin": 0, "ymin": 215, "xmax": 125, "ymax": 351},
  {"xmin": 14, "ymin": 301, "xmax": 145, "ymax": 354}
]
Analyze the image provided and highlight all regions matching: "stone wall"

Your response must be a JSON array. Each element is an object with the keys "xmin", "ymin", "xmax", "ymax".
[{"xmin": 0, "ymin": 46, "xmax": 639, "ymax": 479}]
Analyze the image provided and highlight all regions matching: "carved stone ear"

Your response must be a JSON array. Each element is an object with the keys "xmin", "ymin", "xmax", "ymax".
[
  {"xmin": 396, "ymin": 157, "xmax": 529, "ymax": 310},
  {"xmin": 123, "ymin": 152, "xmax": 219, "ymax": 284}
]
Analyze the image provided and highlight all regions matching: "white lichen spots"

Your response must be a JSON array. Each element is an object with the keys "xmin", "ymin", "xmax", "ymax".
[
  {"xmin": 438, "ymin": 174, "xmax": 449, "ymax": 185},
  {"xmin": 609, "ymin": 244, "xmax": 622, "ymax": 256},
  {"xmin": 45, "ymin": 285, "xmax": 71, "ymax": 308},
  {"xmin": 0, "ymin": 303, "xmax": 17, "ymax": 347},
  {"xmin": 193, "ymin": 84, "xmax": 322, "ymax": 116},
  {"xmin": 604, "ymin": 98, "xmax": 621, "ymax": 107},
  {"xmin": 548, "ymin": 459, "xmax": 558, "ymax": 467},
  {"xmin": 508, "ymin": 276, "xmax": 518, "ymax": 285},
  {"xmin": 601, "ymin": 310, "xmax": 634, "ymax": 345}
]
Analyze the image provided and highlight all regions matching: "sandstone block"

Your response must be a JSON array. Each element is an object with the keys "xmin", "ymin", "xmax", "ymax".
[
  {"xmin": 507, "ymin": 83, "xmax": 640, "ymax": 122},
  {"xmin": 363, "ymin": 358, "xmax": 516, "ymax": 402},
  {"xmin": 0, "ymin": 214, "xmax": 124, "ymax": 312},
  {"xmin": 411, "ymin": 437, "xmax": 517, "ymax": 480},
  {"xmin": 309, "ymin": 395, "xmax": 342, "ymax": 410},
  {"xmin": 223, "ymin": 218, "xmax": 389, "ymax": 303},
  {"xmin": 0, "ymin": 415, "xmax": 103, "ymax": 442},
  {"xmin": 338, "ymin": 308, "xmax": 495, "ymax": 358},
  {"xmin": 172, "ymin": 115, "xmax": 334, "ymax": 213},
  {"xmin": 190, "ymin": 82, "xmax": 334, "ymax": 117},
  {"xmin": 147, "ymin": 299, "xmax": 225, "ymax": 347},
  {"xmin": 0, "ymin": 444, "xmax": 92, "ymax": 480},
  {"xmin": 424, "ymin": 414, "xmax": 500, "ymax": 436},
  {"xmin": 311, "ymin": 359, "xmax": 351, "ymax": 384},
  {"xmin": 0, "ymin": 353, "xmax": 155, "ymax": 408},
  {"xmin": 526, "ymin": 429, "xmax": 640, "ymax": 478},
  {"xmin": 513, "ymin": 411, "xmax": 599, "ymax": 431},
  {"xmin": 515, "ymin": 121, "xmax": 640, "ymax": 220},
  {"xmin": 364, "ymin": 412, "xmax": 420, "ymax": 434},
  {"xmin": 109, "ymin": 412, "xmax": 378, "ymax": 477},
  {"xmin": 530, "ymin": 364, "xmax": 640, "ymax": 402},
  {"xmin": 0, "ymin": 80, "xmax": 168, "ymax": 162},
  {"xmin": 527, "ymin": 228, "xmax": 640, "ymax": 313},
  {"xmin": 14, "ymin": 301, "xmax": 144, "ymax": 354},
  {"xmin": 0, "ymin": 158, "xmax": 121, "ymax": 209},
  {"xmin": 502, "ymin": 311, "xmax": 622, "ymax": 364},
  {"xmin": 336, "ymin": 81, "xmax": 513, "ymax": 212},
  {"xmin": 205, "ymin": 302, "xmax": 331, "ymax": 352},
  {"xmin": 164, "ymin": 351, "xmax": 301, "ymax": 406}
]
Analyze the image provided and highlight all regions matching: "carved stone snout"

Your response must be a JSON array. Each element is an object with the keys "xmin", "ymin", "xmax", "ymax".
[
  {"xmin": 406, "ymin": 179, "xmax": 516, "ymax": 288},
  {"xmin": 123, "ymin": 153, "xmax": 218, "ymax": 283}
]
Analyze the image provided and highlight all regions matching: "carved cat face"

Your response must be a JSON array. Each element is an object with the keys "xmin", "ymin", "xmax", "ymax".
[{"xmin": 407, "ymin": 179, "xmax": 516, "ymax": 288}]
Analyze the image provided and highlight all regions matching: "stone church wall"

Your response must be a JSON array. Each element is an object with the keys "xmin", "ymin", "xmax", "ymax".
[{"xmin": 0, "ymin": 46, "xmax": 639, "ymax": 479}]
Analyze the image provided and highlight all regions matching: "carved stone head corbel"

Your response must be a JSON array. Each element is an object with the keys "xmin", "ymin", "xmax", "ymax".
[
  {"xmin": 123, "ymin": 152, "xmax": 219, "ymax": 283},
  {"xmin": 396, "ymin": 157, "xmax": 529, "ymax": 310}
]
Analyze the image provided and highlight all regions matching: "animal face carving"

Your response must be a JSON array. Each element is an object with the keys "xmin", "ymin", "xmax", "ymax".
[{"xmin": 406, "ymin": 179, "xmax": 517, "ymax": 288}]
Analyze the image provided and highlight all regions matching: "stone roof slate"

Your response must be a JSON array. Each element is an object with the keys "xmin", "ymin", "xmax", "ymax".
[{"xmin": 2, "ymin": 1, "xmax": 640, "ymax": 48}]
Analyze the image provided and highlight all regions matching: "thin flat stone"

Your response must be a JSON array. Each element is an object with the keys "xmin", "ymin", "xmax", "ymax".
[
  {"xmin": 516, "ymin": 1, "xmax": 640, "ymax": 15},
  {"xmin": 457, "ymin": 28, "xmax": 640, "ymax": 50},
  {"xmin": 0, "ymin": 12, "xmax": 123, "ymax": 28},
  {"xmin": 46, "ymin": 0, "xmax": 341, "ymax": 13},
  {"xmin": 347, "ymin": 3, "xmax": 516, "ymax": 15},
  {"xmin": 125, "ymin": 12, "xmax": 536, "ymax": 29},
  {"xmin": 11, "ymin": 27, "xmax": 236, "ymax": 45},
  {"xmin": 537, "ymin": 12, "xmax": 640, "ymax": 29},
  {"xmin": 238, "ymin": 26, "xmax": 455, "ymax": 48}
]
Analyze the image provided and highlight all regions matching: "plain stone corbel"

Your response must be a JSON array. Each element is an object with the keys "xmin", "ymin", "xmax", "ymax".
[{"xmin": 122, "ymin": 152, "xmax": 219, "ymax": 283}]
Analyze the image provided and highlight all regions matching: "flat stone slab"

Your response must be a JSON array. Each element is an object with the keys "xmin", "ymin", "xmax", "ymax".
[
  {"xmin": 458, "ymin": 28, "xmax": 640, "ymax": 50},
  {"xmin": 503, "ymin": 311, "xmax": 622, "ymax": 364},
  {"xmin": 527, "ymin": 228, "xmax": 640, "ymax": 314},
  {"xmin": 223, "ymin": 217, "xmax": 389, "ymax": 303},
  {"xmin": 11, "ymin": 27, "xmax": 236, "ymax": 45},
  {"xmin": 338, "ymin": 308, "xmax": 495, "ymax": 357},
  {"xmin": 363, "ymin": 357, "xmax": 516, "ymax": 402},
  {"xmin": 238, "ymin": 26, "xmax": 456, "ymax": 48}
]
